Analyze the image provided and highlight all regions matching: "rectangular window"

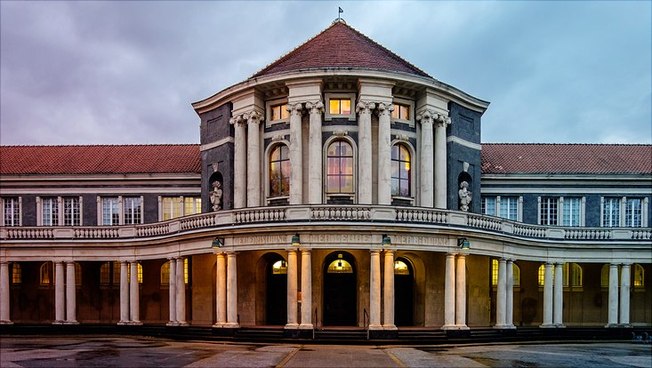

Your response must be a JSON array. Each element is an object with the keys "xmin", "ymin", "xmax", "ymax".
[
  {"xmin": 540, "ymin": 197, "xmax": 558, "ymax": 225},
  {"xmin": 602, "ymin": 197, "xmax": 621, "ymax": 227},
  {"xmin": 329, "ymin": 98, "xmax": 351, "ymax": 115},
  {"xmin": 625, "ymin": 198, "xmax": 643, "ymax": 227},
  {"xmin": 184, "ymin": 197, "xmax": 201, "ymax": 216},
  {"xmin": 481, "ymin": 197, "xmax": 497, "ymax": 216},
  {"xmin": 391, "ymin": 103, "xmax": 410, "ymax": 120},
  {"xmin": 41, "ymin": 197, "xmax": 59, "ymax": 226},
  {"xmin": 2, "ymin": 197, "xmax": 20, "ymax": 226},
  {"xmin": 63, "ymin": 197, "xmax": 81, "ymax": 226},
  {"xmin": 102, "ymin": 197, "xmax": 120, "ymax": 225},
  {"xmin": 500, "ymin": 196, "xmax": 519, "ymax": 221},
  {"xmin": 561, "ymin": 197, "xmax": 581, "ymax": 227},
  {"xmin": 270, "ymin": 103, "xmax": 289, "ymax": 121},
  {"xmin": 123, "ymin": 197, "xmax": 142, "ymax": 225},
  {"xmin": 161, "ymin": 196, "xmax": 201, "ymax": 220}
]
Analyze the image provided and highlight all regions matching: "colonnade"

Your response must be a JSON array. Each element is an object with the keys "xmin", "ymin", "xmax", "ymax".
[
  {"xmin": 443, "ymin": 253, "xmax": 468, "ymax": 329},
  {"xmin": 118, "ymin": 261, "xmax": 142, "ymax": 325},
  {"xmin": 167, "ymin": 257, "xmax": 188, "ymax": 326},
  {"xmin": 607, "ymin": 263, "xmax": 631, "ymax": 327},
  {"xmin": 213, "ymin": 253, "xmax": 239, "ymax": 328}
]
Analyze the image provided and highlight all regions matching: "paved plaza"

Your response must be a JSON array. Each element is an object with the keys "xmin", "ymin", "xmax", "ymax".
[{"xmin": 0, "ymin": 335, "xmax": 650, "ymax": 367}]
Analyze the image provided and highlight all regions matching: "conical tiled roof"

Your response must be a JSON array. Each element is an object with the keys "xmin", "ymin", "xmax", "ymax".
[{"xmin": 251, "ymin": 20, "xmax": 432, "ymax": 79}]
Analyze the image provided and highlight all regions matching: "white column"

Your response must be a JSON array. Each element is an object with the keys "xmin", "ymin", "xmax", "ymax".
[
  {"xmin": 377, "ymin": 103, "xmax": 393, "ymax": 205},
  {"xmin": 176, "ymin": 257, "xmax": 187, "ymax": 325},
  {"xmin": 369, "ymin": 249, "xmax": 382, "ymax": 329},
  {"xmin": 307, "ymin": 102, "xmax": 324, "ymax": 204},
  {"xmin": 65, "ymin": 261, "xmax": 77, "ymax": 324},
  {"xmin": 418, "ymin": 111, "xmax": 434, "ymax": 207},
  {"xmin": 455, "ymin": 254, "xmax": 467, "ymax": 328},
  {"xmin": 246, "ymin": 111, "xmax": 262, "ymax": 207},
  {"xmin": 299, "ymin": 248, "xmax": 313, "ymax": 329},
  {"xmin": 434, "ymin": 115, "xmax": 450, "ymax": 209},
  {"xmin": 506, "ymin": 260, "xmax": 515, "ymax": 328},
  {"xmin": 119, "ymin": 261, "xmax": 129, "ymax": 324},
  {"xmin": 214, "ymin": 253, "xmax": 227, "ymax": 327},
  {"xmin": 442, "ymin": 253, "xmax": 456, "ymax": 329},
  {"xmin": 225, "ymin": 252, "xmax": 239, "ymax": 328},
  {"xmin": 357, "ymin": 101, "xmax": 374, "ymax": 204},
  {"xmin": 54, "ymin": 261, "xmax": 65, "ymax": 324},
  {"xmin": 541, "ymin": 263, "xmax": 554, "ymax": 327},
  {"xmin": 495, "ymin": 258, "xmax": 506, "ymax": 328},
  {"xmin": 553, "ymin": 263, "xmax": 563, "ymax": 327},
  {"xmin": 167, "ymin": 258, "xmax": 177, "ymax": 326},
  {"xmin": 607, "ymin": 263, "xmax": 619, "ymax": 326},
  {"xmin": 289, "ymin": 104, "xmax": 303, "ymax": 205},
  {"xmin": 383, "ymin": 250, "xmax": 396, "ymax": 330},
  {"xmin": 620, "ymin": 264, "xmax": 631, "ymax": 326},
  {"xmin": 0, "ymin": 262, "xmax": 12, "ymax": 324},
  {"xmin": 286, "ymin": 249, "xmax": 298, "ymax": 328},
  {"xmin": 232, "ymin": 117, "xmax": 247, "ymax": 209},
  {"xmin": 129, "ymin": 261, "xmax": 141, "ymax": 325}
]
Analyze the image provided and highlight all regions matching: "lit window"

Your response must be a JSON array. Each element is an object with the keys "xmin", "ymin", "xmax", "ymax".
[
  {"xmin": 160, "ymin": 259, "xmax": 189, "ymax": 285},
  {"xmin": 625, "ymin": 198, "xmax": 643, "ymax": 227},
  {"xmin": 102, "ymin": 197, "xmax": 120, "ymax": 225},
  {"xmin": 2, "ymin": 197, "xmax": 20, "ymax": 226},
  {"xmin": 394, "ymin": 260, "xmax": 410, "ymax": 275},
  {"xmin": 161, "ymin": 197, "xmax": 201, "ymax": 220},
  {"xmin": 327, "ymin": 254, "xmax": 353, "ymax": 273},
  {"xmin": 602, "ymin": 197, "xmax": 621, "ymax": 227},
  {"xmin": 271, "ymin": 104, "xmax": 289, "ymax": 121},
  {"xmin": 491, "ymin": 260, "xmax": 521, "ymax": 287},
  {"xmin": 272, "ymin": 260, "xmax": 288, "ymax": 275},
  {"xmin": 600, "ymin": 264, "xmax": 610, "ymax": 288},
  {"xmin": 269, "ymin": 145, "xmax": 291, "ymax": 197},
  {"xmin": 11, "ymin": 263, "xmax": 21, "ymax": 284},
  {"xmin": 561, "ymin": 197, "xmax": 582, "ymax": 227},
  {"xmin": 329, "ymin": 99, "xmax": 351, "ymax": 115},
  {"xmin": 633, "ymin": 264, "xmax": 644, "ymax": 288},
  {"xmin": 40, "ymin": 262, "xmax": 52, "ymax": 286},
  {"xmin": 326, "ymin": 140, "xmax": 354, "ymax": 194},
  {"xmin": 123, "ymin": 197, "xmax": 142, "ymax": 225},
  {"xmin": 184, "ymin": 197, "xmax": 201, "ymax": 217},
  {"xmin": 482, "ymin": 197, "xmax": 497, "ymax": 216},
  {"xmin": 499, "ymin": 197, "xmax": 519, "ymax": 220},
  {"xmin": 63, "ymin": 197, "xmax": 81, "ymax": 226},
  {"xmin": 41, "ymin": 197, "xmax": 59, "ymax": 226},
  {"xmin": 570, "ymin": 263, "xmax": 582, "ymax": 287},
  {"xmin": 391, "ymin": 144, "xmax": 411, "ymax": 197},
  {"xmin": 540, "ymin": 197, "xmax": 558, "ymax": 225},
  {"xmin": 391, "ymin": 103, "xmax": 410, "ymax": 120},
  {"xmin": 538, "ymin": 265, "xmax": 545, "ymax": 286}
]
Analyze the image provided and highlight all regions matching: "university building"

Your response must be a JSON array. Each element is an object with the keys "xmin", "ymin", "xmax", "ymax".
[{"xmin": 1, "ymin": 20, "xmax": 650, "ymax": 337}]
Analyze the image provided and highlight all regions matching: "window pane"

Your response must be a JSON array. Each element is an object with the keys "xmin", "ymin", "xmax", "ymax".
[
  {"xmin": 341, "ymin": 158, "xmax": 353, "ymax": 175},
  {"xmin": 399, "ymin": 179, "xmax": 410, "ymax": 197},
  {"xmin": 3, "ymin": 197, "xmax": 20, "ymax": 226},
  {"xmin": 401, "ymin": 105, "xmax": 410, "ymax": 120},
  {"xmin": 326, "ymin": 176, "xmax": 339, "ymax": 193},
  {"xmin": 329, "ymin": 100, "xmax": 340, "ymax": 115},
  {"xmin": 391, "ymin": 145, "xmax": 399, "ymax": 160},
  {"xmin": 340, "ymin": 176, "xmax": 353, "ymax": 193},
  {"xmin": 340, "ymin": 99, "xmax": 351, "ymax": 115},
  {"xmin": 391, "ymin": 108, "xmax": 399, "ymax": 120},
  {"xmin": 327, "ymin": 158, "xmax": 339, "ymax": 175},
  {"xmin": 124, "ymin": 197, "xmax": 142, "ymax": 225},
  {"xmin": 625, "ymin": 198, "xmax": 642, "ymax": 227},
  {"xmin": 281, "ymin": 105, "xmax": 289, "ymax": 120},
  {"xmin": 42, "ymin": 197, "xmax": 59, "ymax": 226},
  {"xmin": 603, "ymin": 198, "xmax": 620, "ymax": 227},
  {"xmin": 391, "ymin": 178, "xmax": 399, "ymax": 196}
]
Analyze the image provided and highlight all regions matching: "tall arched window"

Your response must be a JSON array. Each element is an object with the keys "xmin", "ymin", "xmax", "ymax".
[
  {"xmin": 40, "ymin": 262, "xmax": 52, "ymax": 286},
  {"xmin": 538, "ymin": 265, "xmax": 545, "ymax": 286},
  {"xmin": 633, "ymin": 264, "xmax": 644, "ymax": 288},
  {"xmin": 391, "ymin": 144, "xmax": 411, "ymax": 197},
  {"xmin": 570, "ymin": 263, "xmax": 582, "ymax": 287},
  {"xmin": 11, "ymin": 263, "xmax": 21, "ymax": 284},
  {"xmin": 326, "ymin": 140, "xmax": 354, "ymax": 194},
  {"xmin": 269, "ymin": 145, "xmax": 290, "ymax": 197}
]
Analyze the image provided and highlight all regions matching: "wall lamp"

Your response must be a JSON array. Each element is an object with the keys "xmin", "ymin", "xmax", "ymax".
[
  {"xmin": 212, "ymin": 237, "xmax": 225, "ymax": 248},
  {"xmin": 291, "ymin": 233, "xmax": 301, "ymax": 247},
  {"xmin": 458, "ymin": 237, "xmax": 470, "ymax": 249},
  {"xmin": 382, "ymin": 234, "xmax": 391, "ymax": 245}
]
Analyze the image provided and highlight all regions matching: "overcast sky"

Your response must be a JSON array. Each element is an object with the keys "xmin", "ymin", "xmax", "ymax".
[{"xmin": 1, "ymin": 1, "xmax": 650, "ymax": 146}]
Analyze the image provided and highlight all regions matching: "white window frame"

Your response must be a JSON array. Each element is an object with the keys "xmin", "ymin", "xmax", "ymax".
[
  {"xmin": 391, "ymin": 97, "xmax": 415, "ymax": 127},
  {"xmin": 36, "ymin": 196, "xmax": 83, "ymax": 226},
  {"xmin": 158, "ymin": 196, "xmax": 202, "ymax": 221},
  {"xmin": 481, "ymin": 195, "xmax": 522, "ymax": 221},
  {"xmin": 390, "ymin": 139, "xmax": 416, "ymax": 203},
  {"xmin": 264, "ymin": 140, "xmax": 291, "ymax": 203},
  {"xmin": 537, "ymin": 196, "xmax": 586, "ymax": 227},
  {"xmin": 98, "ymin": 195, "xmax": 144, "ymax": 225},
  {"xmin": 265, "ymin": 98, "xmax": 289, "ymax": 127},
  {"xmin": 324, "ymin": 93, "xmax": 356, "ymax": 121},
  {"xmin": 601, "ymin": 196, "xmax": 648, "ymax": 227},
  {"xmin": 1, "ymin": 196, "xmax": 22, "ymax": 227},
  {"xmin": 323, "ymin": 135, "xmax": 357, "ymax": 203}
]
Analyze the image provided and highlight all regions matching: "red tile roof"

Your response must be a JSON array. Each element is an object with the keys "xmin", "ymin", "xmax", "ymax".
[
  {"xmin": 481, "ymin": 144, "xmax": 652, "ymax": 175},
  {"xmin": 0, "ymin": 145, "xmax": 201, "ymax": 175},
  {"xmin": 252, "ymin": 20, "xmax": 432, "ymax": 79}
]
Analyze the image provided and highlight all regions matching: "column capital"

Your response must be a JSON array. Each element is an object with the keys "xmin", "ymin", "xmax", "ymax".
[
  {"xmin": 377, "ymin": 102, "xmax": 394, "ymax": 117},
  {"xmin": 244, "ymin": 110, "xmax": 264, "ymax": 124},
  {"xmin": 229, "ymin": 114, "xmax": 246, "ymax": 126},
  {"xmin": 434, "ymin": 114, "xmax": 451, "ymax": 128},
  {"xmin": 287, "ymin": 103, "xmax": 304, "ymax": 117},
  {"xmin": 356, "ymin": 101, "xmax": 375, "ymax": 114},
  {"xmin": 299, "ymin": 247, "xmax": 312, "ymax": 252},
  {"xmin": 305, "ymin": 100, "xmax": 324, "ymax": 114}
]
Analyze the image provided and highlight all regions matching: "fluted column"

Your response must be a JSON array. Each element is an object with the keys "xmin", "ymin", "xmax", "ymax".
[
  {"xmin": 214, "ymin": 253, "xmax": 227, "ymax": 327},
  {"xmin": 176, "ymin": 257, "xmax": 187, "ymax": 325},
  {"xmin": 417, "ymin": 111, "xmax": 434, "ymax": 207},
  {"xmin": 286, "ymin": 249, "xmax": 298, "ymax": 328},
  {"xmin": 495, "ymin": 258, "xmax": 507, "ymax": 328},
  {"xmin": 541, "ymin": 263, "xmax": 554, "ymax": 327},
  {"xmin": 54, "ymin": 261, "xmax": 65, "ymax": 324},
  {"xmin": 65, "ymin": 261, "xmax": 78, "ymax": 324},
  {"xmin": 288, "ymin": 104, "xmax": 303, "ymax": 205},
  {"xmin": 246, "ymin": 111, "xmax": 262, "ymax": 207},
  {"xmin": 553, "ymin": 263, "xmax": 564, "ymax": 327},
  {"xmin": 0, "ymin": 262, "xmax": 12, "ymax": 324},
  {"xmin": 383, "ymin": 250, "xmax": 396, "ymax": 330},
  {"xmin": 225, "ymin": 252, "xmax": 239, "ymax": 328},
  {"xmin": 455, "ymin": 254, "xmax": 467, "ymax": 328},
  {"xmin": 129, "ymin": 261, "xmax": 141, "ymax": 324},
  {"xmin": 607, "ymin": 263, "xmax": 619, "ymax": 327},
  {"xmin": 231, "ymin": 116, "xmax": 247, "ymax": 209},
  {"xmin": 442, "ymin": 253, "xmax": 456, "ymax": 329},
  {"xmin": 167, "ymin": 258, "xmax": 177, "ymax": 326},
  {"xmin": 369, "ymin": 249, "xmax": 382, "ymax": 329},
  {"xmin": 119, "ymin": 261, "xmax": 129, "ymax": 324},
  {"xmin": 434, "ymin": 115, "xmax": 451, "ymax": 209},
  {"xmin": 377, "ymin": 103, "xmax": 393, "ymax": 205},
  {"xmin": 307, "ymin": 101, "xmax": 324, "ymax": 204},
  {"xmin": 620, "ymin": 264, "xmax": 631, "ymax": 326},
  {"xmin": 506, "ymin": 260, "xmax": 515, "ymax": 328},
  {"xmin": 299, "ymin": 248, "xmax": 313, "ymax": 329},
  {"xmin": 356, "ymin": 101, "xmax": 374, "ymax": 204}
]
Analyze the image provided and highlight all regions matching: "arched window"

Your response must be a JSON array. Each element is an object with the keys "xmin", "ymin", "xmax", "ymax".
[
  {"xmin": 327, "ymin": 257, "xmax": 353, "ymax": 273},
  {"xmin": 633, "ymin": 264, "xmax": 644, "ymax": 288},
  {"xmin": 538, "ymin": 265, "xmax": 545, "ymax": 286},
  {"xmin": 491, "ymin": 259, "xmax": 521, "ymax": 287},
  {"xmin": 570, "ymin": 263, "xmax": 582, "ymax": 287},
  {"xmin": 391, "ymin": 144, "xmax": 411, "ymax": 197},
  {"xmin": 11, "ymin": 263, "xmax": 21, "ymax": 284},
  {"xmin": 272, "ymin": 260, "xmax": 288, "ymax": 275},
  {"xmin": 394, "ymin": 259, "xmax": 410, "ymax": 275},
  {"xmin": 160, "ymin": 259, "xmax": 189, "ymax": 285},
  {"xmin": 40, "ymin": 262, "xmax": 52, "ymax": 286},
  {"xmin": 269, "ymin": 145, "xmax": 290, "ymax": 197},
  {"xmin": 326, "ymin": 140, "xmax": 354, "ymax": 194}
]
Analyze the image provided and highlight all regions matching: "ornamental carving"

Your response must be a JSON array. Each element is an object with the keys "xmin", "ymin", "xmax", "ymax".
[
  {"xmin": 377, "ymin": 102, "xmax": 394, "ymax": 117},
  {"xmin": 305, "ymin": 100, "xmax": 324, "ymax": 115},
  {"xmin": 355, "ymin": 101, "xmax": 375, "ymax": 115},
  {"xmin": 287, "ymin": 103, "xmax": 304, "ymax": 117},
  {"xmin": 417, "ymin": 109, "xmax": 451, "ymax": 127}
]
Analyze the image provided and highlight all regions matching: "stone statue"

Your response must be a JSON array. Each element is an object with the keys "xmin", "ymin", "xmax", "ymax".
[
  {"xmin": 210, "ymin": 181, "xmax": 223, "ymax": 211},
  {"xmin": 458, "ymin": 181, "xmax": 472, "ymax": 212}
]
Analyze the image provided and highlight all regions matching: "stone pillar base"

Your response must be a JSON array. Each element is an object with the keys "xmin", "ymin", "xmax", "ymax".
[
  {"xmin": 64, "ymin": 321, "xmax": 79, "ymax": 325},
  {"xmin": 0, "ymin": 321, "xmax": 14, "ymax": 325},
  {"xmin": 176, "ymin": 322, "xmax": 189, "ymax": 327},
  {"xmin": 298, "ymin": 323, "xmax": 314, "ymax": 330},
  {"xmin": 540, "ymin": 323, "xmax": 556, "ymax": 328},
  {"xmin": 129, "ymin": 321, "xmax": 143, "ymax": 326},
  {"xmin": 383, "ymin": 324, "xmax": 397, "ymax": 331},
  {"xmin": 211, "ymin": 323, "xmax": 224, "ymax": 328},
  {"xmin": 441, "ymin": 324, "xmax": 457, "ymax": 330},
  {"xmin": 223, "ymin": 322, "xmax": 239, "ymax": 328},
  {"xmin": 52, "ymin": 321, "xmax": 65, "ymax": 325},
  {"xmin": 605, "ymin": 323, "xmax": 620, "ymax": 328},
  {"xmin": 117, "ymin": 321, "xmax": 130, "ymax": 326},
  {"xmin": 555, "ymin": 324, "xmax": 566, "ymax": 328},
  {"xmin": 166, "ymin": 322, "xmax": 179, "ymax": 327},
  {"xmin": 284, "ymin": 323, "xmax": 299, "ymax": 329},
  {"xmin": 619, "ymin": 323, "xmax": 632, "ymax": 328},
  {"xmin": 368, "ymin": 324, "xmax": 383, "ymax": 330}
]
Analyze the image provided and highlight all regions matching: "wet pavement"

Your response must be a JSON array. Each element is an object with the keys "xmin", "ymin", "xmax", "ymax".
[{"xmin": 1, "ymin": 335, "xmax": 650, "ymax": 367}]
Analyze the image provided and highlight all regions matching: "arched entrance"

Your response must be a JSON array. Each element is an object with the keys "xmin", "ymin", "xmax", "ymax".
[
  {"xmin": 263, "ymin": 253, "xmax": 287, "ymax": 325},
  {"xmin": 323, "ymin": 252, "xmax": 357, "ymax": 326},
  {"xmin": 394, "ymin": 257, "xmax": 414, "ymax": 326}
]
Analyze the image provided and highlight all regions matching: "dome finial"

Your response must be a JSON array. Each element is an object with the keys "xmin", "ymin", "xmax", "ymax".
[{"xmin": 333, "ymin": 6, "xmax": 346, "ymax": 24}]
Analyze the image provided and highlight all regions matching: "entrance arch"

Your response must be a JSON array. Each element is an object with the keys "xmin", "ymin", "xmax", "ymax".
[
  {"xmin": 394, "ymin": 257, "xmax": 414, "ymax": 326},
  {"xmin": 323, "ymin": 251, "xmax": 357, "ymax": 326},
  {"xmin": 260, "ymin": 253, "xmax": 287, "ymax": 325}
]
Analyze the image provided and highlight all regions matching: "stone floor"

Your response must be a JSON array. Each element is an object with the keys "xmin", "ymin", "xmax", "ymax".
[{"xmin": 0, "ymin": 335, "xmax": 650, "ymax": 367}]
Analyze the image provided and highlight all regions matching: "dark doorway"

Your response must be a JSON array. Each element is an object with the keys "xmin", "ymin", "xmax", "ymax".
[
  {"xmin": 323, "ymin": 252, "xmax": 357, "ymax": 326},
  {"xmin": 265, "ymin": 254, "xmax": 287, "ymax": 325},
  {"xmin": 394, "ymin": 257, "xmax": 414, "ymax": 326}
]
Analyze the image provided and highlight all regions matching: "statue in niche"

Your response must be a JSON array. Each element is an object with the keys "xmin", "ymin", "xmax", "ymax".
[
  {"xmin": 210, "ymin": 181, "xmax": 223, "ymax": 211},
  {"xmin": 458, "ymin": 181, "xmax": 472, "ymax": 212}
]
